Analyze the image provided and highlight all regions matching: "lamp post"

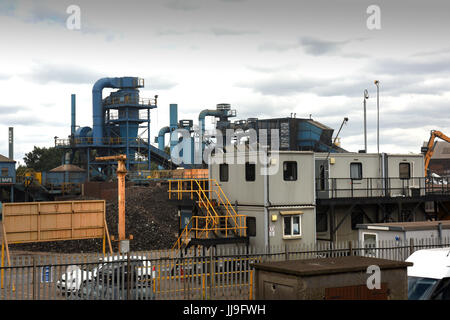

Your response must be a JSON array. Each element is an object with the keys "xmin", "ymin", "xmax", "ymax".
[
  {"xmin": 374, "ymin": 80, "xmax": 380, "ymax": 154},
  {"xmin": 363, "ymin": 89, "xmax": 369, "ymax": 153}
]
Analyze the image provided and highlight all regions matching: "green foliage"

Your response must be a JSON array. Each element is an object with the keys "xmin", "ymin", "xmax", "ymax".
[{"xmin": 23, "ymin": 146, "xmax": 66, "ymax": 172}]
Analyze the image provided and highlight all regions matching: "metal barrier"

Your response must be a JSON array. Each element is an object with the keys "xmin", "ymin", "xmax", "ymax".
[
  {"xmin": 316, "ymin": 176, "xmax": 450, "ymax": 199},
  {"xmin": 1, "ymin": 237, "xmax": 450, "ymax": 300}
]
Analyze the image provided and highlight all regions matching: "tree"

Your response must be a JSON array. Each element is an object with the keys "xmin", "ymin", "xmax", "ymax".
[{"xmin": 23, "ymin": 146, "xmax": 66, "ymax": 172}]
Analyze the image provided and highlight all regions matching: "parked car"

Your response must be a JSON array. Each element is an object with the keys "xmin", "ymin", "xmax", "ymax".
[
  {"xmin": 56, "ymin": 266, "xmax": 90, "ymax": 295},
  {"xmin": 406, "ymin": 247, "xmax": 450, "ymax": 300},
  {"xmin": 76, "ymin": 259, "xmax": 155, "ymax": 300},
  {"xmin": 57, "ymin": 255, "xmax": 155, "ymax": 296}
]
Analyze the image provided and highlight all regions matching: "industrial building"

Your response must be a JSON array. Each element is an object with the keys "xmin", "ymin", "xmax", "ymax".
[{"xmin": 203, "ymin": 149, "xmax": 450, "ymax": 248}]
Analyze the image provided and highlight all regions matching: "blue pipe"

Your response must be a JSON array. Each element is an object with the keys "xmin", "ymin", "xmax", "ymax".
[
  {"xmin": 169, "ymin": 104, "xmax": 178, "ymax": 154},
  {"xmin": 198, "ymin": 109, "xmax": 227, "ymax": 152},
  {"xmin": 71, "ymin": 94, "xmax": 76, "ymax": 136},
  {"xmin": 92, "ymin": 77, "xmax": 140, "ymax": 143},
  {"xmin": 158, "ymin": 126, "xmax": 170, "ymax": 150}
]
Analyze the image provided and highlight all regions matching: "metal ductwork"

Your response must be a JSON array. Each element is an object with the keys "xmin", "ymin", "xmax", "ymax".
[
  {"xmin": 198, "ymin": 103, "xmax": 236, "ymax": 152},
  {"xmin": 158, "ymin": 126, "xmax": 170, "ymax": 151},
  {"xmin": 92, "ymin": 77, "xmax": 143, "ymax": 142}
]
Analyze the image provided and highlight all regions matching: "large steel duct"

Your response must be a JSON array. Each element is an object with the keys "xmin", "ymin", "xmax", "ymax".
[
  {"xmin": 198, "ymin": 105, "xmax": 234, "ymax": 152},
  {"xmin": 92, "ymin": 77, "xmax": 142, "ymax": 143},
  {"xmin": 158, "ymin": 126, "xmax": 170, "ymax": 151}
]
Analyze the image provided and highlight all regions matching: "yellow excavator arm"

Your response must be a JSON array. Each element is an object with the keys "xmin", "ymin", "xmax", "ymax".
[{"xmin": 422, "ymin": 130, "xmax": 450, "ymax": 176}]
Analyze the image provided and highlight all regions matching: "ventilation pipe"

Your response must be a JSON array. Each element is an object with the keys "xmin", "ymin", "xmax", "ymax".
[
  {"xmin": 198, "ymin": 108, "xmax": 231, "ymax": 153},
  {"xmin": 8, "ymin": 127, "xmax": 13, "ymax": 160},
  {"xmin": 71, "ymin": 94, "xmax": 76, "ymax": 136},
  {"xmin": 169, "ymin": 104, "xmax": 178, "ymax": 154},
  {"xmin": 92, "ymin": 77, "xmax": 142, "ymax": 143},
  {"xmin": 158, "ymin": 126, "xmax": 170, "ymax": 151}
]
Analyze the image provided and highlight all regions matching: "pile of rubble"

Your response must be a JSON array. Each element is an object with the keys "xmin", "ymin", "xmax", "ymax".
[{"xmin": 11, "ymin": 182, "xmax": 180, "ymax": 253}]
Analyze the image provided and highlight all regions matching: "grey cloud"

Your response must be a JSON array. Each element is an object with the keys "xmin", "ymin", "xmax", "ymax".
[
  {"xmin": 257, "ymin": 42, "xmax": 299, "ymax": 52},
  {"xmin": 164, "ymin": 0, "xmax": 203, "ymax": 11},
  {"xmin": 372, "ymin": 58, "xmax": 450, "ymax": 76},
  {"xmin": 237, "ymin": 76, "xmax": 322, "ymax": 96},
  {"xmin": 0, "ymin": 105, "xmax": 29, "ymax": 115},
  {"xmin": 26, "ymin": 63, "xmax": 102, "ymax": 85},
  {"xmin": 239, "ymin": 70, "xmax": 450, "ymax": 98},
  {"xmin": 211, "ymin": 27, "xmax": 258, "ymax": 36},
  {"xmin": 300, "ymin": 37, "xmax": 347, "ymax": 56},
  {"xmin": 145, "ymin": 76, "xmax": 178, "ymax": 90},
  {"xmin": 411, "ymin": 47, "xmax": 450, "ymax": 57}
]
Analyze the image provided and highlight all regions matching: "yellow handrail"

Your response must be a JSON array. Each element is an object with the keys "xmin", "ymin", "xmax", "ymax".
[{"xmin": 168, "ymin": 178, "xmax": 247, "ymax": 252}]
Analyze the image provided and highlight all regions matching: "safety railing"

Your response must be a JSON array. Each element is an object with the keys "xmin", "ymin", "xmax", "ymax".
[
  {"xmin": 102, "ymin": 96, "xmax": 157, "ymax": 107},
  {"xmin": 2, "ymin": 237, "xmax": 450, "ymax": 300},
  {"xmin": 106, "ymin": 109, "xmax": 150, "ymax": 121},
  {"xmin": 315, "ymin": 176, "xmax": 450, "ymax": 199},
  {"xmin": 55, "ymin": 137, "xmax": 151, "ymax": 147},
  {"xmin": 168, "ymin": 179, "xmax": 247, "ymax": 251}
]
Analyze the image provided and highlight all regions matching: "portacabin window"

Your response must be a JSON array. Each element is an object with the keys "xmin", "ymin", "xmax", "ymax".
[
  {"xmin": 350, "ymin": 162, "xmax": 363, "ymax": 180},
  {"xmin": 283, "ymin": 214, "xmax": 301, "ymax": 238},
  {"xmin": 246, "ymin": 217, "xmax": 256, "ymax": 237},
  {"xmin": 283, "ymin": 161, "xmax": 298, "ymax": 181},
  {"xmin": 399, "ymin": 162, "xmax": 411, "ymax": 179},
  {"xmin": 219, "ymin": 163, "xmax": 229, "ymax": 182},
  {"xmin": 245, "ymin": 162, "xmax": 255, "ymax": 181},
  {"xmin": 1, "ymin": 168, "xmax": 8, "ymax": 177}
]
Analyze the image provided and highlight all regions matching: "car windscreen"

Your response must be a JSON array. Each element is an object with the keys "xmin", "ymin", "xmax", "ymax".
[{"xmin": 408, "ymin": 276, "xmax": 439, "ymax": 300}]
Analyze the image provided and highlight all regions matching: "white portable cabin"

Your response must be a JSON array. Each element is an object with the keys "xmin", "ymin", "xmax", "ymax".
[{"xmin": 314, "ymin": 152, "xmax": 425, "ymax": 199}]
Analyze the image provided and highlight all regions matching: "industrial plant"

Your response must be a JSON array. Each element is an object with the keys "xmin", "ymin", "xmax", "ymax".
[{"xmin": 0, "ymin": 74, "xmax": 449, "ymax": 301}]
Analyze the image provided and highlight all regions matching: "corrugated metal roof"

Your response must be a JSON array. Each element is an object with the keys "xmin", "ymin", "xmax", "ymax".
[
  {"xmin": 0, "ymin": 154, "xmax": 15, "ymax": 163},
  {"xmin": 49, "ymin": 164, "xmax": 85, "ymax": 172},
  {"xmin": 426, "ymin": 141, "xmax": 450, "ymax": 160}
]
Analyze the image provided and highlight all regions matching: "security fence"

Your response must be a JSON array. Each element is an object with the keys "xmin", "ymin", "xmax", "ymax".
[{"xmin": 1, "ymin": 236, "xmax": 449, "ymax": 300}]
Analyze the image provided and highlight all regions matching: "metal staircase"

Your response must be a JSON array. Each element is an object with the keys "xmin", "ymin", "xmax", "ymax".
[{"xmin": 168, "ymin": 179, "xmax": 247, "ymax": 253}]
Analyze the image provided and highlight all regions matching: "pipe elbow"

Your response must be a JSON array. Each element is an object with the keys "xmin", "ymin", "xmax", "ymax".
[{"xmin": 158, "ymin": 126, "xmax": 170, "ymax": 137}]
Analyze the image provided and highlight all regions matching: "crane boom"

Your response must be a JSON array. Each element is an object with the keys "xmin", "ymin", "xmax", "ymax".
[{"xmin": 422, "ymin": 130, "xmax": 450, "ymax": 176}]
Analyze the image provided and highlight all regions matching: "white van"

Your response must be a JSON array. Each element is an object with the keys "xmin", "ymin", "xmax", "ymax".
[{"xmin": 406, "ymin": 248, "xmax": 450, "ymax": 300}]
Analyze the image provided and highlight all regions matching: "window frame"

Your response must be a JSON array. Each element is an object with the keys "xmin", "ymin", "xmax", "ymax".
[
  {"xmin": 245, "ymin": 162, "xmax": 256, "ymax": 182},
  {"xmin": 350, "ymin": 162, "xmax": 363, "ymax": 180},
  {"xmin": 246, "ymin": 216, "xmax": 256, "ymax": 237},
  {"xmin": 399, "ymin": 162, "xmax": 411, "ymax": 180},
  {"xmin": 1, "ymin": 168, "xmax": 8, "ymax": 177},
  {"xmin": 282, "ymin": 214, "xmax": 302, "ymax": 239},
  {"xmin": 283, "ymin": 161, "xmax": 298, "ymax": 181},
  {"xmin": 362, "ymin": 232, "xmax": 378, "ymax": 257},
  {"xmin": 219, "ymin": 163, "xmax": 229, "ymax": 182}
]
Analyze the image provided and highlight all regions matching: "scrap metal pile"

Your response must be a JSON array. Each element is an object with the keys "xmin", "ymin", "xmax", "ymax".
[{"xmin": 11, "ymin": 182, "xmax": 179, "ymax": 253}]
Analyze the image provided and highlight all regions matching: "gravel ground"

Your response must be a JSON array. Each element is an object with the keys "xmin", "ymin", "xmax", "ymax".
[{"xmin": 8, "ymin": 182, "xmax": 180, "ymax": 253}]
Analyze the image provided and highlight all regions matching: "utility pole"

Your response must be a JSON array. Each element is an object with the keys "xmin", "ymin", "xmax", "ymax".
[
  {"xmin": 363, "ymin": 90, "xmax": 369, "ymax": 153},
  {"xmin": 95, "ymin": 154, "xmax": 131, "ymax": 253},
  {"xmin": 374, "ymin": 80, "xmax": 380, "ymax": 154}
]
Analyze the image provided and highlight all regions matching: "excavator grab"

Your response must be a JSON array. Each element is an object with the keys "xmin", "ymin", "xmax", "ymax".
[{"xmin": 422, "ymin": 130, "xmax": 450, "ymax": 177}]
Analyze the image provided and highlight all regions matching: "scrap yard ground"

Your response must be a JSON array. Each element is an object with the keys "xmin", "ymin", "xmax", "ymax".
[{"xmin": 3, "ymin": 182, "xmax": 179, "ymax": 254}]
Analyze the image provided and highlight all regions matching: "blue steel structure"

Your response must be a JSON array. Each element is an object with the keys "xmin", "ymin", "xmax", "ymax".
[{"xmin": 56, "ymin": 76, "xmax": 174, "ymax": 181}]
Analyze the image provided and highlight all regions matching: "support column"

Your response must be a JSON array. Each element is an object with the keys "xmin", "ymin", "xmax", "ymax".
[{"xmin": 330, "ymin": 205, "xmax": 336, "ymax": 243}]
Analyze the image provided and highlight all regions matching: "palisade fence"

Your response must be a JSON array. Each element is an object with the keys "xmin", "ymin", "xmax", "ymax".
[{"xmin": 1, "ymin": 236, "xmax": 449, "ymax": 300}]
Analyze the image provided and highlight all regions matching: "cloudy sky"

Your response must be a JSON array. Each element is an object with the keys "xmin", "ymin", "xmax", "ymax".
[{"xmin": 1, "ymin": 0, "xmax": 450, "ymax": 164}]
